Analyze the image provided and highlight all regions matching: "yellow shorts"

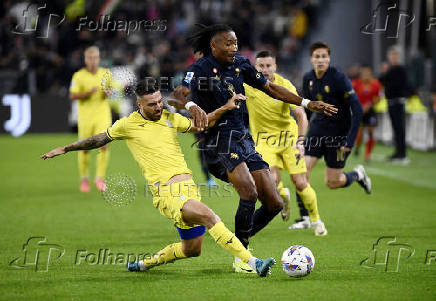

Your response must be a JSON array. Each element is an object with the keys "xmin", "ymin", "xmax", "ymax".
[
  {"xmin": 256, "ymin": 142, "xmax": 307, "ymax": 175},
  {"xmin": 151, "ymin": 179, "xmax": 202, "ymax": 229},
  {"xmin": 78, "ymin": 115, "xmax": 112, "ymax": 139}
]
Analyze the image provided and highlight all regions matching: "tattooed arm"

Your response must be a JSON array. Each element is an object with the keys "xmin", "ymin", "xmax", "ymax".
[{"xmin": 41, "ymin": 133, "xmax": 112, "ymax": 159}]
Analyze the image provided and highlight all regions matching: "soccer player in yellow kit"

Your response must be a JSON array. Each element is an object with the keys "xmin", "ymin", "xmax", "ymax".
[
  {"xmin": 41, "ymin": 80, "xmax": 275, "ymax": 277},
  {"xmin": 245, "ymin": 51, "xmax": 327, "ymax": 236},
  {"xmin": 69, "ymin": 46, "xmax": 112, "ymax": 192}
]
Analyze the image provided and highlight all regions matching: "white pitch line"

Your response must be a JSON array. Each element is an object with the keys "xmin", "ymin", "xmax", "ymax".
[{"xmin": 366, "ymin": 167, "xmax": 436, "ymax": 190}]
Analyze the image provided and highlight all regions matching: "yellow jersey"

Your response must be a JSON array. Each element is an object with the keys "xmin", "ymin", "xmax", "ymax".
[
  {"xmin": 69, "ymin": 67, "xmax": 111, "ymax": 123},
  {"xmin": 106, "ymin": 110, "xmax": 193, "ymax": 184},
  {"xmin": 245, "ymin": 73, "xmax": 299, "ymax": 147}
]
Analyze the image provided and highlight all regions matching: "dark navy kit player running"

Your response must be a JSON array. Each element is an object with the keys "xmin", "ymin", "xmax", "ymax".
[
  {"xmin": 290, "ymin": 42, "xmax": 372, "ymax": 230},
  {"xmin": 171, "ymin": 25, "xmax": 337, "ymax": 272}
]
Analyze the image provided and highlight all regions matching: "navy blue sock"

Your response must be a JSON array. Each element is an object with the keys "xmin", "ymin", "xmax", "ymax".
[
  {"xmin": 250, "ymin": 205, "xmax": 281, "ymax": 237},
  {"xmin": 296, "ymin": 192, "xmax": 309, "ymax": 217},
  {"xmin": 234, "ymin": 199, "xmax": 255, "ymax": 248},
  {"xmin": 343, "ymin": 171, "xmax": 359, "ymax": 187}
]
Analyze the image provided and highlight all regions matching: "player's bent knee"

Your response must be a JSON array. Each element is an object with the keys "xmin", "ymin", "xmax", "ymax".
[
  {"xmin": 267, "ymin": 197, "xmax": 283, "ymax": 213},
  {"xmin": 296, "ymin": 182, "xmax": 307, "ymax": 191},
  {"xmin": 273, "ymin": 201, "xmax": 284, "ymax": 213},
  {"xmin": 238, "ymin": 183, "xmax": 258, "ymax": 201},
  {"xmin": 204, "ymin": 212, "xmax": 221, "ymax": 228},
  {"xmin": 293, "ymin": 178, "xmax": 307, "ymax": 191}
]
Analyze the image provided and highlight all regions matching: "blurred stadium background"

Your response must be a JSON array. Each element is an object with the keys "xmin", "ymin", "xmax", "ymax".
[
  {"xmin": 1, "ymin": 0, "xmax": 436, "ymax": 148},
  {"xmin": 1, "ymin": 1, "xmax": 436, "ymax": 300}
]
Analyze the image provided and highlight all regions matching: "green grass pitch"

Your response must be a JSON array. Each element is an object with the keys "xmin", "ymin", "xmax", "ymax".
[{"xmin": 1, "ymin": 133, "xmax": 435, "ymax": 301}]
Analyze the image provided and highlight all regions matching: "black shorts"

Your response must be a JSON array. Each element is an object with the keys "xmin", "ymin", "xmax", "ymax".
[
  {"xmin": 203, "ymin": 131, "xmax": 269, "ymax": 182},
  {"xmin": 304, "ymin": 133, "xmax": 350, "ymax": 169},
  {"xmin": 362, "ymin": 109, "xmax": 377, "ymax": 126},
  {"xmin": 202, "ymin": 148, "xmax": 229, "ymax": 182}
]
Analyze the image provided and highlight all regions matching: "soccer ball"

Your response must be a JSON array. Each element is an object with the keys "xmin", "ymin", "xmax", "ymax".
[{"xmin": 281, "ymin": 245, "xmax": 315, "ymax": 277}]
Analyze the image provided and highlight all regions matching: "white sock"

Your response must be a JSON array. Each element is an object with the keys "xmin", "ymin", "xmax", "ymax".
[
  {"xmin": 234, "ymin": 257, "xmax": 241, "ymax": 263},
  {"xmin": 138, "ymin": 260, "xmax": 145, "ymax": 271},
  {"xmin": 248, "ymin": 257, "xmax": 257, "ymax": 270}
]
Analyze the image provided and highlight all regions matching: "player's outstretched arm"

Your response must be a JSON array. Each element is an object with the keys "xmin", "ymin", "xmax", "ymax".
[
  {"xmin": 189, "ymin": 93, "xmax": 245, "ymax": 132},
  {"xmin": 41, "ymin": 133, "xmax": 112, "ymax": 159},
  {"xmin": 170, "ymin": 86, "xmax": 208, "ymax": 130},
  {"xmin": 262, "ymin": 81, "xmax": 338, "ymax": 116}
]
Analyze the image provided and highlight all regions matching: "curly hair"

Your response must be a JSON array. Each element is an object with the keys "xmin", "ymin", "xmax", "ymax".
[{"xmin": 188, "ymin": 24, "xmax": 234, "ymax": 56}]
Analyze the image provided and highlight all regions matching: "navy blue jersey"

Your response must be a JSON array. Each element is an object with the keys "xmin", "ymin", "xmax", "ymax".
[
  {"xmin": 181, "ymin": 54, "xmax": 267, "ymax": 135},
  {"xmin": 303, "ymin": 66, "xmax": 362, "ymax": 148}
]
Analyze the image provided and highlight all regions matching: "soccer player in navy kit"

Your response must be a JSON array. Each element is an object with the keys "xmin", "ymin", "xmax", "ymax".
[
  {"xmin": 290, "ymin": 42, "xmax": 372, "ymax": 231},
  {"xmin": 171, "ymin": 25, "xmax": 337, "ymax": 272}
]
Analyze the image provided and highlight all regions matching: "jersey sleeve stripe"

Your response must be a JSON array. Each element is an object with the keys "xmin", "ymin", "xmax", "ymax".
[
  {"xmin": 106, "ymin": 128, "xmax": 114, "ymax": 140},
  {"xmin": 182, "ymin": 119, "xmax": 193, "ymax": 133}
]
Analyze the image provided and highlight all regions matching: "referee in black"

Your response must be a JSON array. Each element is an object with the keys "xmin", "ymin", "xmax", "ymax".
[{"xmin": 379, "ymin": 46, "xmax": 410, "ymax": 163}]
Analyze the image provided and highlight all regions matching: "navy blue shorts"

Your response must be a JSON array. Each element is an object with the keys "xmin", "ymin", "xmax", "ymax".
[
  {"xmin": 362, "ymin": 109, "xmax": 377, "ymax": 127},
  {"xmin": 305, "ymin": 132, "xmax": 350, "ymax": 169},
  {"xmin": 177, "ymin": 225, "xmax": 206, "ymax": 240},
  {"xmin": 204, "ymin": 131, "xmax": 269, "ymax": 179}
]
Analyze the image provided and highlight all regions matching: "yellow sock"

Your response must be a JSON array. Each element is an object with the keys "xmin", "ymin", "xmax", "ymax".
[
  {"xmin": 297, "ymin": 184, "xmax": 320, "ymax": 222},
  {"xmin": 78, "ymin": 151, "xmax": 90, "ymax": 178},
  {"xmin": 143, "ymin": 242, "xmax": 187, "ymax": 267},
  {"xmin": 277, "ymin": 180, "xmax": 288, "ymax": 200},
  {"xmin": 208, "ymin": 222, "xmax": 252, "ymax": 263},
  {"xmin": 96, "ymin": 147, "xmax": 109, "ymax": 179}
]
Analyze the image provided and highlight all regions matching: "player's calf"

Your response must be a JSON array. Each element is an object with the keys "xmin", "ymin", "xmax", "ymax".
[{"xmin": 181, "ymin": 236, "xmax": 203, "ymax": 257}]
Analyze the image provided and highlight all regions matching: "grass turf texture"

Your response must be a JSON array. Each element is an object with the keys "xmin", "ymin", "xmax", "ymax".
[{"xmin": 1, "ymin": 133, "xmax": 435, "ymax": 301}]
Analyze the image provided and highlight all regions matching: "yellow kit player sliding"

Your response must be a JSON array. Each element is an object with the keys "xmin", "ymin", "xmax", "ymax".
[
  {"xmin": 245, "ymin": 51, "xmax": 327, "ymax": 236},
  {"xmin": 69, "ymin": 46, "xmax": 112, "ymax": 192},
  {"xmin": 41, "ymin": 80, "xmax": 275, "ymax": 277}
]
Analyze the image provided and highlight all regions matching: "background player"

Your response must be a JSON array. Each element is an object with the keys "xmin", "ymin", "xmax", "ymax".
[
  {"xmin": 69, "ymin": 46, "xmax": 112, "ymax": 192},
  {"xmin": 352, "ymin": 65, "xmax": 382, "ymax": 162},
  {"xmin": 290, "ymin": 42, "xmax": 371, "ymax": 230},
  {"xmin": 42, "ymin": 81, "xmax": 275, "ymax": 277},
  {"xmin": 245, "ymin": 51, "xmax": 326, "ymax": 236},
  {"xmin": 302, "ymin": 41, "xmax": 370, "ymax": 193},
  {"xmin": 171, "ymin": 24, "xmax": 337, "ymax": 272},
  {"xmin": 379, "ymin": 46, "xmax": 411, "ymax": 163}
]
